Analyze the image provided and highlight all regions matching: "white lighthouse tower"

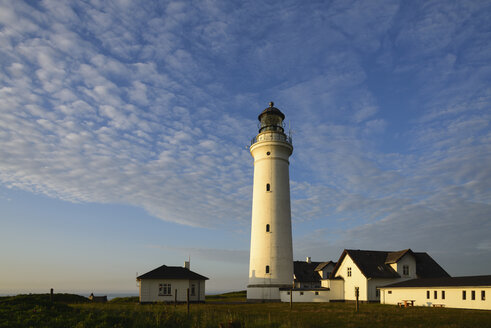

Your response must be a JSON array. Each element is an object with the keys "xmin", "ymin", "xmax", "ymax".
[{"xmin": 247, "ymin": 102, "xmax": 294, "ymax": 302}]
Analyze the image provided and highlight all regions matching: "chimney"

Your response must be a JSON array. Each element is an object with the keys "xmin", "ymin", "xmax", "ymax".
[
  {"xmin": 306, "ymin": 257, "xmax": 311, "ymax": 263},
  {"xmin": 184, "ymin": 261, "xmax": 190, "ymax": 270}
]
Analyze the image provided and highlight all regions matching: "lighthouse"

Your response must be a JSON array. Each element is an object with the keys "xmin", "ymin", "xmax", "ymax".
[{"xmin": 247, "ymin": 102, "xmax": 294, "ymax": 301}]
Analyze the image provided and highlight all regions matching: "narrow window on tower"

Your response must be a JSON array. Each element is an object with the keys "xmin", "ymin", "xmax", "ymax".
[
  {"xmin": 266, "ymin": 265, "xmax": 270, "ymax": 274},
  {"xmin": 266, "ymin": 224, "xmax": 270, "ymax": 232},
  {"xmin": 266, "ymin": 183, "xmax": 270, "ymax": 191}
]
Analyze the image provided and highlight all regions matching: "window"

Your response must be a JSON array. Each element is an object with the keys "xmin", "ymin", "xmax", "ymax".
[
  {"xmin": 427, "ymin": 291, "xmax": 430, "ymax": 299},
  {"xmin": 471, "ymin": 291, "xmax": 475, "ymax": 300},
  {"xmin": 347, "ymin": 267, "xmax": 352, "ymax": 277},
  {"xmin": 266, "ymin": 265, "xmax": 270, "ymax": 274},
  {"xmin": 315, "ymin": 291, "xmax": 319, "ymax": 295},
  {"xmin": 266, "ymin": 224, "xmax": 270, "ymax": 232},
  {"xmin": 462, "ymin": 290, "xmax": 466, "ymax": 300},
  {"xmin": 266, "ymin": 183, "xmax": 270, "ymax": 191},
  {"xmin": 482, "ymin": 290, "xmax": 486, "ymax": 301},
  {"xmin": 159, "ymin": 283, "xmax": 171, "ymax": 296},
  {"xmin": 442, "ymin": 291, "xmax": 445, "ymax": 299},
  {"xmin": 376, "ymin": 288, "xmax": 380, "ymax": 298},
  {"xmin": 300, "ymin": 292, "xmax": 304, "ymax": 295},
  {"xmin": 403, "ymin": 265, "xmax": 409, "ymax": 276},
  {"xmin": 191, "ymin": 284, "xmax": 196, "ymax": 296},
  {"xmin": 287, "ymin": 291, "xmax": 290, "ymax": 295},
  {"xmin": 266, "ymin": 151, "xmax": 271, "ymax": 156},
  {"xmin": 388, "ymin": 291, "xmax": 392, "ymax": 294},
  {"xmin": 434, "ymin": 291, "xmax": 437, "ymax": 299}
]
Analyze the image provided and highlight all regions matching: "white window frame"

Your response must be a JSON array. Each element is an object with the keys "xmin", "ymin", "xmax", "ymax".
[{"xmin": 158, "ymin": 283, "xmax": 172, "ymax": 296}]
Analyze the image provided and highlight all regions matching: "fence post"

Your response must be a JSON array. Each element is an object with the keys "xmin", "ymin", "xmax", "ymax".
[
  {"xmin": 355, "ymin": 287, "xmax": 359, "ymax": 312},
  {"xmin": 175, "ymin": 289, "xmax": 177, "ymax": 308},
  {"xmin": 50, "ymin": 288, "xmax": 53, "ymax": 302},
  {"xmin": 187, "ymin": 288, "xmax": 190, "ymax": 315}
]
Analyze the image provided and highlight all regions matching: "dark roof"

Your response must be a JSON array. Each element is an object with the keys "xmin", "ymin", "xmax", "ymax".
[
  {"xmin": 258, "ymin": 102, "xmax": 285, "ymax": 121},
  {"xmin": 331, "ymin": 249, "xmax": 450, "ymax": 279},
  {"xmin": 339, "ymin": 250, "xmax": 400, "ymax": 279},
  {"xmin": 385, "ymin": 249, "xmax": 412, "ymax": 264},
  {"xmin": 294, "ymin": 261, "xmax": 322, "ymax": 282},
  {"xmin": 413, "ymin": 252, "xmax": 450, "ymax": 278},
  {"xmin": 315, "ymin": 261, "xmax": 336, "ymax": 271},
  {"xmin": 381, "ymin": 275, "xmax": 491, "ymax": 288},
  {"xmin": 137, "ymin": 265, "xmax": 209, "ymax": 281}
]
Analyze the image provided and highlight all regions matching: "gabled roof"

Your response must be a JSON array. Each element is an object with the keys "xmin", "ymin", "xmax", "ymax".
[
  {"xmin": 413, "ymin": 252, "xmax": 450, "ymax": 278},
  {"xmin": 385, "ymin": 249, "xmax": 413, "ymax": 264},
  {"xmin": 315, "ymin": 261, "xmax": 336, "ymax": 272},
  {"xmin": 334, "ymin": 250, "xmax": 400, "ymax": 279},
  {"xmin": 294, "ymin": 261, "xmax": 323, "ymax": 282},
  {"xmin": 381, "ymin": 275, "xmax": 491, "ymax": 288},
  {"xmin": 330, "ymin": 249, "xmax": 450, "ymax": 279},
  {"xmin": 137, "ymin": 265, "xmax": 209, "ymax": 281}
]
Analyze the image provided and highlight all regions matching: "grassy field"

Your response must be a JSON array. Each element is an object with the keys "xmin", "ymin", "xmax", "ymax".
[{"xmin": 1, "ymin": 292, "xmax": 490, "ymax": 328}]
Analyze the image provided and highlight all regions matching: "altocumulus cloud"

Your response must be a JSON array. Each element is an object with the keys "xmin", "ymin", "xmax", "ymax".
[{"xmin": 0, "ymin": 0, "xmax": 490, "ymax": 273}]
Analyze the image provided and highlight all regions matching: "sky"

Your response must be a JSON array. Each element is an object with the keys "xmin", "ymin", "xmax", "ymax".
[{"xmin": 0, "ymin": 0, "xmax": 490, "ymax": 295}]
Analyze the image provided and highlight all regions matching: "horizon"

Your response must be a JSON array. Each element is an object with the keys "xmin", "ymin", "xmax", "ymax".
[{"xmin": 1, "ymin": 0, "xmax": 490, "ymax": 295}]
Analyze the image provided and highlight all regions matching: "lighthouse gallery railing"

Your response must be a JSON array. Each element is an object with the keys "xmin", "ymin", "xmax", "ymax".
[{"xmin": 251, "ymin": 133, "xmax": 292, "ymax": 146}]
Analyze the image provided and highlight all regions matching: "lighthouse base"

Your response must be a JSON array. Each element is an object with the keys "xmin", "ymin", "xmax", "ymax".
[{"xmin": 247, "ymin": 284, "xmax": 291, "ymax": 302}]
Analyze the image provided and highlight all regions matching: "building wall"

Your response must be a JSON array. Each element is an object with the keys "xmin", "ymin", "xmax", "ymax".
[
  {"xmin": 321, "ymin": 279, "xmax": 344, "ymax": 300},
  {"xmin": 334, "ymin": 255, "xmax": 368, "ymax": 301},
  {"xmin": 139, "ymin": 279, "xmax": 205, "ymax": 303},
  {"xmin": 248, "ymin": 134, "xmax": 294, "ymax": 300},
  {"xmin": 389, "ymin": 254, "xmax": 417, "ymax": 279},
  {"xmin": 280, "ymin": 289, "xmax": 331, "ymax": 303},
  {"xmin": 380, "ymin": 286, "xmax": 491, "ymax": 310},
  {"xmin": 367, "ymin": 278, "xmax": 402, "ymax": 301},
  {"xmin": 317, "ymin": 263, "xmax": 336, "ymax": 280}
]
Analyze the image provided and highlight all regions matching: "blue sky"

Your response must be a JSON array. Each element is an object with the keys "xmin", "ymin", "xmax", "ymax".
[{"xmin": 0, "ymin": 0, "xmax": 490, "ymax": 295}]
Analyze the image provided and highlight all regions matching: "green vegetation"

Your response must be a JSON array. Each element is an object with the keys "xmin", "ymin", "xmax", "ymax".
[
  {"xmin": 205, "ymin": 290, "xmax": 246, "ymax": 303},
  {"xmin": 1, "ymin": 293, "xmax": 490, "ymax": 328}
]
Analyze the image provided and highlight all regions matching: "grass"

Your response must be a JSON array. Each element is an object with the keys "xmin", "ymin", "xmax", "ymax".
[
  {"xmin": 1, "ymin": 292, "xmax": 490, "ymax": 328},
  {"xmin": 205, "ymin": 291, "xmax": 247, "ymax": 303}
]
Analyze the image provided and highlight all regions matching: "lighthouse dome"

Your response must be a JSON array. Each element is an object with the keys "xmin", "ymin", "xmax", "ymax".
[{"xmin": 258, "ymin": 102, "xmax": 285, "ymax": 133}]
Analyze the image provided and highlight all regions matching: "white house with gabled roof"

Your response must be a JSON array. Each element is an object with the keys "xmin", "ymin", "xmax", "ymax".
[
  {"xmin": 328, "ymin": 249, "xmax": 449, "ymax": 302},
  {"xmin": 137, "ymin": 262, "xmax": 208, "ymax": 303}
]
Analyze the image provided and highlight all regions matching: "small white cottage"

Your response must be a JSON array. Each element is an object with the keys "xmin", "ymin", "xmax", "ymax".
[{"xmin": 137, "ymin": 262, "xmax": 208, "ymax": 303}]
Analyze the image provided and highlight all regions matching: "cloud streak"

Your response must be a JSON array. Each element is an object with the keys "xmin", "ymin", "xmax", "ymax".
[{"xmin": 0, "ymin": 0, "xmax": 490, "ymax": 279}]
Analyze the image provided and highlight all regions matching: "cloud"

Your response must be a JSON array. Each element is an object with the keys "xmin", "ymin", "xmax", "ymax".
[{"xmin": 0, "ymin": 0, "xmax": 489, "ymax": 278}]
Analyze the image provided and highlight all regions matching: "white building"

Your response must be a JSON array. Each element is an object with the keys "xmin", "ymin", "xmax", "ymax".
[
  {"xmin": 247, "ymin": 102, "xmax": 294, "ymax": 302},
  {"xmin": 137, "ymin": 262, "xmax": 208, "ymax": 303},
  {"xmin": 280, "ymin": 249, "xmax": 450, "ymax": 303},
  {"xmin": 329, "ymin": 249, "xmax": 449, "ymax": 302},
  {"xmin": 379, "ymin": 275, "xmax": 491, "ymax": 310}
]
